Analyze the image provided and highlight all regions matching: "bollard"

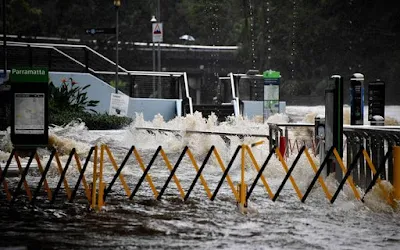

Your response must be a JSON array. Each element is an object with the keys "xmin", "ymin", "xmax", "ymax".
[
  {"xmin": 393, "ymin": 146, "xmax": 400, "ymax": 200},
  {"xmin": 350, "ymin": 73, "xmax": 364, "ymax": 125},
  {"xmin": 325, "ymin": 75, "xmax": 344, "ymax": 180}
]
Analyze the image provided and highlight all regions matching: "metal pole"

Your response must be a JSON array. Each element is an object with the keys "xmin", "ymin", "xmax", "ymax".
[
  {"xmin": 115, "ymin": 5, "xmax": 119, "ymax": 94},
  {"xmin": 157, "ymin": 0, "xmax": 161, "ymax": 98},
  {"xmin": 325, "ymin": 83, "xmax": 334, "ymax": 177},
  {"xmin": 3, "ymin": 0, "xmax": 7, "ymax": 74},
  {"xmin": 152, "ymin": 42, "xmax": 156, "ymax": 93}
]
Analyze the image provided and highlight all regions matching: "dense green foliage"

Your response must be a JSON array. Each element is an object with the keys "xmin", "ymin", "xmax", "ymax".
[
  {"xmin": 49, "ymin": 78, "xmax": 99, "ymax": 113},
  {"xmin": 2, "ymin": 0, "xmax": 400, "ymax": 103},
  {"xmin": 49, "ymin": 79, "xmax": 132, "ymax": 130},
  {"xmin": 49, "ymin": 110, "xmax": 132, "ymax": 130}
]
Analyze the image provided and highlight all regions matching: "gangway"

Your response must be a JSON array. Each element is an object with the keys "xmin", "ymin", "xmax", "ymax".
[{"xmin": 1, "ymin": 41, "xmax": 194, "ymax": 119}]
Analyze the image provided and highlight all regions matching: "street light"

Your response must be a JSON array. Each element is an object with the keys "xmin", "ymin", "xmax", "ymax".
[
  {"xmin": 2, "ymin": 0, "xmax": 7, "ymax": 77},
  {"xmin": 150, "ymin": 15, "xmax": 157, "ymax": 95},
  {"xmin": 114, "ymin": 0, "xmax": 120, "ymax": 94},
  {"xmin": 156, "ymin": 0, "xmax": 161, "ymax": 98}
]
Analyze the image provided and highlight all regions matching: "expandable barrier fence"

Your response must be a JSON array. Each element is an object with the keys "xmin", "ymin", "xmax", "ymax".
[{"xmin": 1, "ymin": 142, "xmax": 399, "ymax": 211}]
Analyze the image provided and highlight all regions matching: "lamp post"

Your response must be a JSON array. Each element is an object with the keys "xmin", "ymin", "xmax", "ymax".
[
  {"xmin": 156, "ymin": 0, "xmax": 161, "ymax": 98},
  {"xmin": 2, "ymin": 0, "xmax": 7, "ymax": 76},
  {"xmin": 114, "ymin": 0, "xmax": 120, "ymax": 94},
  {"xmin": 151, "ymin": 15, "xmax": 157, "ymax": 94}
]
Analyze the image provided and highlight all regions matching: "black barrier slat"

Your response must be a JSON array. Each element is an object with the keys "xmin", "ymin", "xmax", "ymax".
[
  {"xmin": 330, "ymin": 147, "xmax": 364, "ymax": 204},
  {"xmin": 365, "ymin": 137, "xmax": 372, "ymax": 188},
  {"xmin": 129, "ymin": 146, "xmax": 162, "ymax": 200},
  {"xmin": 157, "ymin": 146, "xmax": 188, "ymax": 200},
  {"xmin": 11, "ymin": 150, "xmax": 35, "ymax": 204},
  {"xmin": 361, "ymin": 149, "xmax": 392, "ymax": 202},
  {"xmin": 352, "ymin": 137, "xmax": 360, "ymax": 186},
  {"xmin": 388, "ymin": 145, "xmax": 394, "ymax": 184},
  {"xmin": 70, "ymin": 147, "xmax": 95, "ymax": 202},
  {"xmin": 184, "ymin": 146, "xmax": 214, "ymax": 201},
  {"xmin": 272, "ymin": 146, "xmax": 305, "ymax": 202},
  {"xmin": 210, "ymin": 146, "xmax": 241, "ymax": 201},
  {"xmin": 31, "ymin": 149, "xmax": 56, "ymax": 205},
  {"xmin": 0, "ymin": 148, "xmax": 16, "ymax": 185},
  {"xmin": 246, "ymin": 147, "xmax": 276, "ymax": 200},
  {"xmin": 103, "ymin": 146, "xmax": 134, "ymax": 202},
  {"xmin": 51, "ymin": 148, "xmax": 75, "ymax": 204},
  {"xmin": 301, "ymin": 146, "xmax": 334, "ymax": 203}
]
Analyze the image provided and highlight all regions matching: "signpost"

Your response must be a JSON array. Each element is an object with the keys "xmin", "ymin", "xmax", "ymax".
[
  {"xmin": 10, "ymin": 68, "xmax": 49, "ymax": 148},
  {"xmin": 152, "ymin": 22, "xmax": 163, "ymax": 97},
  {"xmin": 152, "ymin": 22, "xmax": 163, "ymax": 43},
  {"xmin": 368, "ymin": 79, "xmax": 385, "ymax": 125},
  {"xmin": 263, "ymin": 70, "xmax": 280, "ymax": 121},
  {"xmin": 85, "ymin": 28, "xmax": 116, "ymax": 35},
  {"xmin": 109, "ymin": 93, "xmax": 129, "ymax": 117}
]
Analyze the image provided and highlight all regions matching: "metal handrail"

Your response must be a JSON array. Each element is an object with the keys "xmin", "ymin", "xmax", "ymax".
[
  {"xmin": 5, "ymin": 41, "xmax": 130, "ymax": 73},
  {"xmin": 2, "ymin": 41, "xmax": 194, "ymax": 115}
]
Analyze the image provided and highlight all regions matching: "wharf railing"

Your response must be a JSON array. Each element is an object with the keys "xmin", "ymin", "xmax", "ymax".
[{"xmin": 343, "ymin": 126, "xmax": 400, "ymax": 190}]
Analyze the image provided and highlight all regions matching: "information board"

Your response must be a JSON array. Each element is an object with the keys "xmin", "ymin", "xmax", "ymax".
[
  {"xmin": 10, "ymin": 68, "xmax": 49, "ymax": 148},
  {"xmin": 14, "ymin": 93, "xmax": 45, "ymax": 134},
  {"xmin": 263, "ymin": 70, "xmax": 280, "ymax": 121},
  {"xmin": 109, "ymin": 93, "xmax": 129, "ymax": 117}
]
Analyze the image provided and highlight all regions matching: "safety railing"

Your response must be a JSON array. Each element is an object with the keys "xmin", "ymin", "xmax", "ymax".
[
  {"xmin": 1, "ymin": 143, "xmax": 399, "ymax": 211},
  {"xmin": 343, "ymin": 127, "xmax": 400, "ymax": 191},
  {"xmin": 2, "ymin": 41, "xmax": 194, "ymax": 113}
]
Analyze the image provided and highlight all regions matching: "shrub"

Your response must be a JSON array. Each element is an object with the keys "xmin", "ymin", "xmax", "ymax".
[
  {"xmin": 49, "ymin": 78, "xmax": 132, "ymax": 130},
  {"xmin": 49, "ymin": 78, "xmax": 99, "ymax": 114},
  {"xmin": 49, "ymin": 111, "xmax": 133, "ymax": 130}
]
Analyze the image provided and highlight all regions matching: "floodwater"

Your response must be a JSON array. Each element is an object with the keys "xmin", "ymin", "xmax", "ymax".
[{"xmin": 0, "ymin": 107, "xmax": 400, "ymax": 250}]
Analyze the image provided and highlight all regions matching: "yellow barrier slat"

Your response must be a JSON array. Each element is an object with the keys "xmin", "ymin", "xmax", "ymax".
[
  {"xmin": 104, "ymin": 145, "xmax": 132, "ymax": 198},
  {"xmin": 73, "ymin": 152, "xmax": 91, "ymax": 201},
  {"xmin": 98, "ymin": 181, "xmax": 105, "ymax": 209},
  {"xmin": 160, "ymin": 149, "xmax": 186, "ymax": 200},
  {"xmin": 186, "ymin": 148, "xmax": 212, "ymax": 200},
  {"xmin": 244, "ymin": 146, "xmax": 274, "ymax": 199},
  {"xmin": 133, "ymin": 148, "xmax": 158, "ymax": 199},
  {"xmin": 14, "ymin": 154, "xmax": 33, "ymax": 201},
  {"xmin": 34, "ymin": 153, "xmax": 52, "ymax": 201},
  {"xmin": 275, "ymin": 148, "xmax": 303, "ymax": 200},
  {"xmin": 212, "ymin": 148, "xmax": 239, "ymax": 201},
  {"xmin": 394, "ymin": 146, "xmax": 400, "ymax": 201},
  {"xmin": 98, "ymin": 145, "xmax": 105, "ymax": 209},
  {"xmin": 91, "ymin": 146, "xmax": 98, "ymax": 209},
  {"xmin": 240, "ymin": 144, "xmax": 246, "ymax": 206},
  {"xmin": 251, "ymin": 140, "xmax": 265, "ymax": 147},
  {"xmin": 362, "ymin": 150, "xmax": 393, "ymax": 205},
  {"xmin": 333, "ymin": 149, "xmax": 361, "ymax": 200},
  {"xmin": 304, "ymin": 148, "xmax": 332, "ymax": 201},
  {"xmin": 0, "ymin": 166, "xmax": 12, "ymax": 201},
  {"xmin": 54, "ymin": 152, "xmax": 72, "ymax": 200}
]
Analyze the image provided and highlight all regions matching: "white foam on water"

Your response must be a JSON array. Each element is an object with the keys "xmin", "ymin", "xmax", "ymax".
[
  {"xmin": 1, "ymin": 108, "xmax": 397, "ymax": 215},
  {"xmin": 1, "ymin": 107, "xmax": 400, "ymax": 249}
]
